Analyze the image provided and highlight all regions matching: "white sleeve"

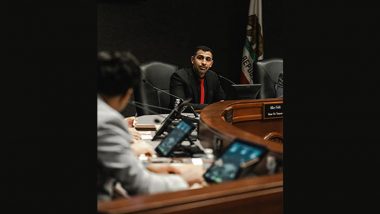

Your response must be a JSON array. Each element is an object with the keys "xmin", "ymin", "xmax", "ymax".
[{"xmin": 98, "ymin": 120, "xmax": 188, "ymax": 195}]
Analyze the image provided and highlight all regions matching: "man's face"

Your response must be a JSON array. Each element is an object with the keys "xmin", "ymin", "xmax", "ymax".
[{"xmin": 191, "ymin": 50, "xmax": 213, "ymax": 78}]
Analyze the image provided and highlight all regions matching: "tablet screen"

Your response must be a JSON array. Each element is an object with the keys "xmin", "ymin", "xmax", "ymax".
[
  {"xmin": 203, "ymin": 139, "xmax": 268, "ymax": 183},
  {"xmin": 155, "ymin": 119, "xmax": 195, "ymax": 157}
]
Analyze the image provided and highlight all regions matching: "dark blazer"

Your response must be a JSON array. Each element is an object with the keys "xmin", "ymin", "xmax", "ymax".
[{"xmin": 169, "ymin": 67, "xmax": 226, "ymax": 110}]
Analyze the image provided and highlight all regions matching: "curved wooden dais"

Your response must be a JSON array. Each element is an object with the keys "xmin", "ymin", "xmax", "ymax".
[{"xmin": 98, "ymin": 98, "xmax": 284, "ymax": 214}]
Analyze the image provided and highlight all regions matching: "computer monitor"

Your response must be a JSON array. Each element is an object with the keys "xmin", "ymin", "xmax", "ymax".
[
  {"xmin": 203, "ymin": 139, "xmax": 268, "ymax": 183},
  {"xmin": 232, "ymin": 84, "xmax": 261, "ymax": 99},
  {"xmin": 155, "ymin": 119, "xmax": 196, "ymax": 157}
]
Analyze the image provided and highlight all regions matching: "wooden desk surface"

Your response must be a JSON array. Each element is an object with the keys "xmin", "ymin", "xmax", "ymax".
[
  {"xmin": 98, "ymin": 173, "xmax": 283, "ymax": 214},
  {"xmin": 199, "ymin": 98, "xmax": 283, "ymax": 154},
  {"xmin": 99, "ymin": 98, "xmax": 283, "ymax": 214}
]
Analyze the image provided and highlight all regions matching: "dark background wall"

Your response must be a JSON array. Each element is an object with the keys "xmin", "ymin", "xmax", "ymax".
[
  {"xmin": 98, "ymin": 0, "xmax": 282, "ymax": 78},
  {"xmin": 98, "ymin": 0, "xmax": 283, "ymax": 113}
]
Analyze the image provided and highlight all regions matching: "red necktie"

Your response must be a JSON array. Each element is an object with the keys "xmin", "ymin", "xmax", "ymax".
[{"xmin": 200, "ymin": 79, "xmax": 205, "ymax": 104}]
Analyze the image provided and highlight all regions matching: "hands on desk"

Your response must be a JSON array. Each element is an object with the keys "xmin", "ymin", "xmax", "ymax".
[
  {"xmin": 126, "ymin": 115, "xmax": 206, "ymax": 187},
  {"xmin": 124, "ymin": 116, "xmax": 155, "ymax": 156},
  {"xmin": 124, "ymin": 116, "xmax": 142, "ymax": 140},
  {"xmin": 146, "ymin": 163, "xmax": 206, "ymax": 187},
  {"xmin": 130, "ymin": 140, "xmax": 155, "ymax": 156},
  {"xmin": 129, "ymin": 127, "xmax": 142, "ymax": 141},
  {"xmin": 170, "ymin": 164, "xmax": 206, "ymax": 187},
  {"xmin": 146, "ymin": 163, "xmax": 177, "ymax": 174},
  {"xmin": 125, "ymin": 116, "xmax": 136, "ymax": 128}
]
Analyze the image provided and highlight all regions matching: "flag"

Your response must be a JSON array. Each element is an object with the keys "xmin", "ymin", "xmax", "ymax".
[{"xmin": 241, "ymin": 0, "xmax": 264, "ymax": 84}]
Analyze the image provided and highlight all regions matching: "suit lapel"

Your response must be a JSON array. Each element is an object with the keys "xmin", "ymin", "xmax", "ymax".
[
  {"xmin": 188, "ymin": 68, "xmax": 200, "ymax": 103},
  {"xmin": 204, "ymin": 73, "xmax": 212, "ymax": 103}
]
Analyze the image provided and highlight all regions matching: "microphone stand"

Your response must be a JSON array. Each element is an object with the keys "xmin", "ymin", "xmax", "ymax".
[
  {"xmin": 217, "ymin": 74, "xmax": 239, "ymax": 100},
  {"xmin": 151, "ymin": 99, "xmax": 198, "ymax": 141},
  {"xmin": 132, "ymin": 100, "xmax": 199, "ymax": 144},
  {"xmin": 151, "ymin": 104, "xmax": 181, "ymax": 141},
  {"xmin": 170, "ymin": 125, "xmax": 204, "ymax": 157},
  {"xmin": 132, "ymin": 101, "xmax": 172, "ymax": 113},
  {"xmin": 218, "ymin": 74, "xmax": 237, "ymax": 85},
  {"xmin": 143, "ymin": 79, "xmax": 199, "ymax": 117}
]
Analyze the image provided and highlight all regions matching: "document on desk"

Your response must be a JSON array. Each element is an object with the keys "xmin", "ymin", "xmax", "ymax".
[
  {"xmin": 135, "ymin": 114, "xmax": 166, "ymax": 130},
  {"xmin": 136, "ymin": 129, "xmax": 160, "ymax": 148},
  {"xmin": 138, "ymin": 131, "xmax": 154, "ymax": 140}
]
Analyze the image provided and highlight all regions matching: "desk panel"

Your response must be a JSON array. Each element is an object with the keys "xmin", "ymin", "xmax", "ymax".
[
  {"xmin": 98, "ymin": 173, "xmax": 283, "ymax": 214},
  {"xmin": 199, "ymin": 98, "xmax": 283, "ymax": 154}
]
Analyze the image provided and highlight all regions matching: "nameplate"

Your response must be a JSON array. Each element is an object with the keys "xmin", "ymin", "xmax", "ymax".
[{"xmin": 263, "ymin": 102, "xmax": 283, "ymax": 119}]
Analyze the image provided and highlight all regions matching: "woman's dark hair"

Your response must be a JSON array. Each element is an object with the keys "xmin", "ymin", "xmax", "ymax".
[{"xmin": 97, "ymin": 51, "xmax": 141, "ymax": 96}]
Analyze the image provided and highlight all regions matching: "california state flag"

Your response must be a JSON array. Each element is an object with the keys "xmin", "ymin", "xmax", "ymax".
[{"xmin": 241, "ymin": 0, "xmax": 264, "ymax": 84}]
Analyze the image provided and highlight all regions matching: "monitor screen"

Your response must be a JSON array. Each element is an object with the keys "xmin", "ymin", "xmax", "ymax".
[
  {"xmin": 203, "ymin": 139, "xmax": 268, "ymax": 183},
  {"xmin": 232, "ymin": 84, "xmax": 261, "ymax": 99},
  {"xmin": 155, "ymin": 119, "xmax": 196, "ymax": 157}
]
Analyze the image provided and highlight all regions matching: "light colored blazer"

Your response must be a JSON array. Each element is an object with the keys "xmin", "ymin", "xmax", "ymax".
[{"xmin": 97, "ymin": 96, "xmax": 188, "ymax": 199}]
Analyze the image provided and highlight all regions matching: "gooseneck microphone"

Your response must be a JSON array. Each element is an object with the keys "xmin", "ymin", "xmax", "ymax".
[
  {"xmin": 142, "ymin": 79, "xmax": 184, "ymax": 101},
  {"xmin": 142, "ymin": 79, "xmax": 198, "ymax": 117},
  {"xmin": 218, "ymin": 74, "xmax": 237, "ymax": 85},
  {"xmin": 130, "ymin": 101, "xmax": 167, "ymax": 120},
  {"xmin": 132, "ymin": 100, "xmax": 172, "ymax": 112}
]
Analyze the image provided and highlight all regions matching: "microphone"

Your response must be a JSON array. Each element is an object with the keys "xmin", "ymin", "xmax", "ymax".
[
  {"xmin": 130, "ymin": 101, "xmax": 166, "ymax": 120},
  {"xmin": 218, "ymin": 74, "xmax": 236, "ymax": 85},
  {"xmin": 132, "ymin": 100, "xmax": 172, "ymax": 112},
  {"xmin": 152, "ymin": 98, "xmax": 198, "ymax": 141},
  {"xmin": 142, "ymin": 79, "xmax": 184, "ymax": 101},
  {"xmin": 142, "ymin": 79, "xmax": 198, "ymax": 117}
]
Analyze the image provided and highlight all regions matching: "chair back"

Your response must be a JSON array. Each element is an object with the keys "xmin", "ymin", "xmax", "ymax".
[
  {"xmin": 134, "ymin": 61, "xmax": 178, "ymax": 115},
  {"xmin": 256, "ymin": 58, "xmax": 283, "ymax": 99}
]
